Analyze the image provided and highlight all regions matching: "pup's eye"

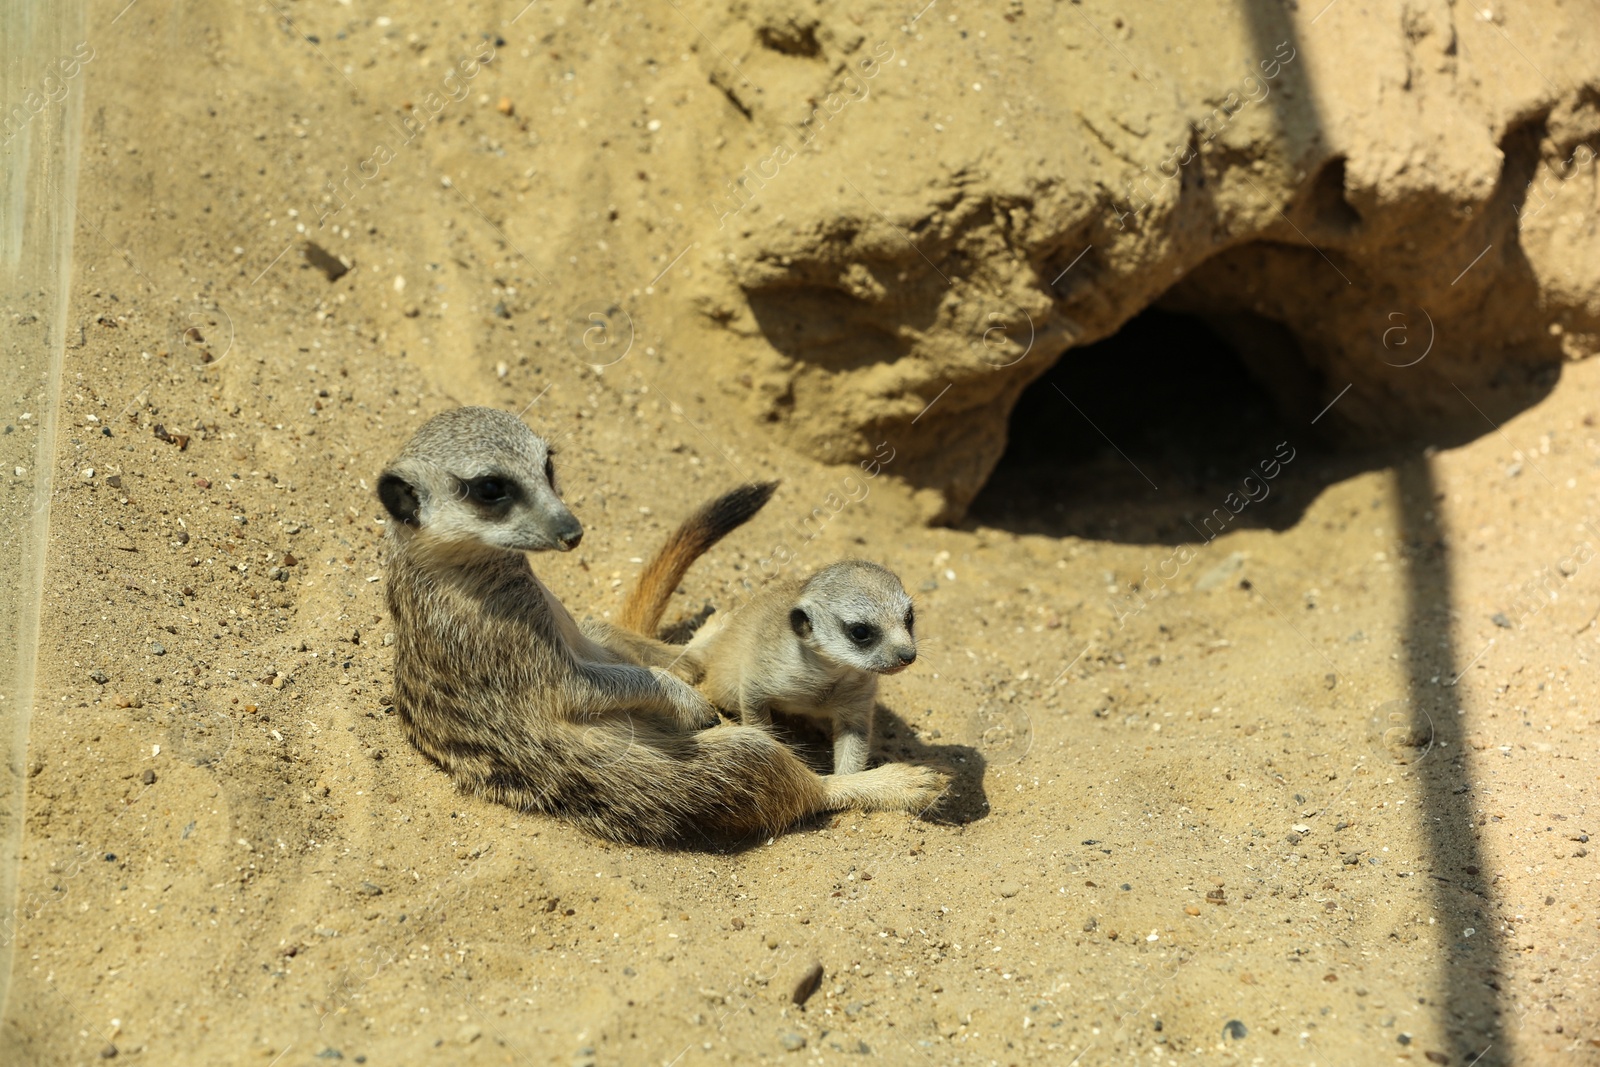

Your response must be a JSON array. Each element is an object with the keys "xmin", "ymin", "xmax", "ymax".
[
  {"xmin": 904, "ymin": 607, "xmax": 915, "ymax": 630},
  {"xmin": 468, "ymin": 477, "xmax": 510, "ymax": 504},
  {"xmin": 544, "ymin": 456, "xmax": 556, "ymax": 489},
  {"xmin": 847, "ymin": 623, "xmax": 876, "ymax": 644}
]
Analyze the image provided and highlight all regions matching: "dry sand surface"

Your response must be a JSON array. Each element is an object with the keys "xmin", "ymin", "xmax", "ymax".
[{"xmin": 2, "ymin": 2, "xmax": 1598, "ymax": 1066}]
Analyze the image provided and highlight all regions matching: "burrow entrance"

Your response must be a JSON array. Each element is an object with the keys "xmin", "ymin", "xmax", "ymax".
[{"xmin": 969, "ymin": 307, "xmax": 1346, "ymax": 544}]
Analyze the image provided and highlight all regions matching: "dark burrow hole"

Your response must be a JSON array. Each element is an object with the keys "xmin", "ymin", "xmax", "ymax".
[{"xmin": 970, "ymin": 307, "xmax": 1353, "ymax": 544}]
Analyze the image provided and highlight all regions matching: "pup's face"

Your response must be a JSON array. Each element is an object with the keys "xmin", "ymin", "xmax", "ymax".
[
  {"xmin": 378, "ymin": 406, "xmax": 583, "ymax": 555},
  {"xmin": 790, "ymin": 561, "xmax": 916, "ymax": 675}
]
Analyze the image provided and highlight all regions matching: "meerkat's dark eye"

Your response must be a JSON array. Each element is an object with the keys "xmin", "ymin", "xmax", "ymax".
[
  {"xmin": 904, "ymin": 607, "xmax": 915, "ymax": 631},
  {"xmin": 847, "ymin": 623, "xmax": 876, "ymax": 644},
  {"xmin": 467, "ymin": 477, "xmax": 511, "ymax": 504},
  {"xmin": 544, "ymin": 455, "xmax": 556, "ymax": 488}
]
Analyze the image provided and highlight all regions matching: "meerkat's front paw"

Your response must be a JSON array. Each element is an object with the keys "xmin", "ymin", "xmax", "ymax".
[{"xmin": 650, "ymin": 667, "xmax": 720, "ymax": 730}]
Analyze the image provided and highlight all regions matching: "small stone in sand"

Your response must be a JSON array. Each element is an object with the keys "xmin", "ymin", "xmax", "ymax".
[
  {"xmin": 141, "ymin": 769, "xmax": 156, "ymax": 785},
  {"xmin": 790, "ymin": 960, "xmax": 824, "ymax": 1006},
  {"xmin": 779, "ymin": 1033, "xmax": 806, "ymax": 1051}
]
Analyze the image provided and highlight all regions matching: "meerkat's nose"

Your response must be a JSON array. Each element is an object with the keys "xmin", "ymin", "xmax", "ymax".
[
  {"xmin": 896, "ymin": 647, "xmax": 916, "ymax": 666},
  {"xmin": 557, "ymin": 523, "xmax": 583, "ymax": 550}
]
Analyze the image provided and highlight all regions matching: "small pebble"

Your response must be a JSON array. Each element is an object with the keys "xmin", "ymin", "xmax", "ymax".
[
  {"xmin": 194, "ymin": 477, "xmax": 210, "ymax": 489},
  {"xmin": 150, "ymin": 642, "xmax": 166, "ymax": 656},
  {"xmin": 89, "ymin": 669, "xmax": 109, "ymax": 685},
  {"xmin": 1184, "ymin": 904, "xmax": 1201, "ymax": 916},
  {"xmin": 106, "ymin": 474, "xmax": 122, "ymax": 489},
  {"xmin": 141, "ymin": 769, "xmax": 156, "ymax": 786},
  {"xmin": 496, "ymin": 96, "xmax": 514, "ymax": 115},
  {"xmin": 357, "ymin": 882, "xmax": 384, "ymax": 896},
  {"xmin": 1222, "ymin": 1020, "xmax": 1247, "ymax": 1040},
  {"xmin": 1491, "ymin": 612, "xmax": 1511, "ymax": 628},
  {"xmin": 99, "ymin": 1043, "xmax": 117, "ymax": 1059},
  {"xmin": 998, "ymin": 882, "xmax": 1022, "ymax": 898},
  {"xmin": 778, "ymin": 1033, "xmax": 806, "ymax": 1052},
  {"xmin": 790, "ymin": 960, "xmax": 824, "ymax": 1006}
]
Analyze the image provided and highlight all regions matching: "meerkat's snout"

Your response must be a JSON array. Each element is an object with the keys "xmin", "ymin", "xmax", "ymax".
[
  {"xmin": 871, "ymin": 636, "xmax": 917, "ymax": 675},
  {"xmin": 553, "ymin": 516, "xmax": 583, "ymax": 551}
]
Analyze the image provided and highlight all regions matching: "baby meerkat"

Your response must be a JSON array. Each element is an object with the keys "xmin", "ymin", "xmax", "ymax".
[
  {"xmin": 681, "ymin": 560, "xmax": 916, "ymax": 775},
  {"xmin": 379, "ymin": 407, "xmax": 947, "ymax": 845},
  {"xmin": 621, "ymin": 554, "xmax": 917, "ymax": 775}
]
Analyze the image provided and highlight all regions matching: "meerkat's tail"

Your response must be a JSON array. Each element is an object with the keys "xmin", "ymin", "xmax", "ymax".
[{"xmin": 620, "ymin": 481, "xmax": 779, "ymax": 635}]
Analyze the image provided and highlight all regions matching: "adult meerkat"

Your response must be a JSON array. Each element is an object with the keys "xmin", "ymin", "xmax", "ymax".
[
  {"xmin": 378, "ymin": 406, "xmax": 947, "ymax": 845},
  {"xmin": 627, "ymin": 559, "xmax": 915, "ymax": 775}
]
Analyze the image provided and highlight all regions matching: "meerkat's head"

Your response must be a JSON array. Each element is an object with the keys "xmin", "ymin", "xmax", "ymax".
[
  {"xmin": 377, "ymin": 406, "xmax": 583, "ymax": 557},
  {"xmin": 789, "ymin": 560, "xmax": 917, "ymax": 675}
]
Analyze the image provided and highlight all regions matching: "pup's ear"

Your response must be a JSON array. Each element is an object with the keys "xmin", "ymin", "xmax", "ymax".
[
  {"xmin": 788, "ymin": 607, "xmax": 812, "ymax": 639},
  {"xmin": 378, "ymin": 470, "xmax": 422, "ymax": 525}
]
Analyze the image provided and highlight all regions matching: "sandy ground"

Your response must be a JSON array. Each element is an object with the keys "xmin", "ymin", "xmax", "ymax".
[{"xmin": 2, "ymin": 2, "xmax": 1597, "ymax": 1065}]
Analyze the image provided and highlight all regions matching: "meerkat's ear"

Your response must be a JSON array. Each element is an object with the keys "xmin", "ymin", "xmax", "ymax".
[
  {"xmin": 378, "ymin": 470, "xmax": 422, "ymax": 525},
  {"xmin": 789, "ymin": 607, "xmax": 812, "ymax": 639}
]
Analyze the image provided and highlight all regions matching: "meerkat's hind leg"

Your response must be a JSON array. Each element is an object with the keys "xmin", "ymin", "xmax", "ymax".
[{"xmin": 821, "ymin": 763, "xmax": 949, "ymax": 815}]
